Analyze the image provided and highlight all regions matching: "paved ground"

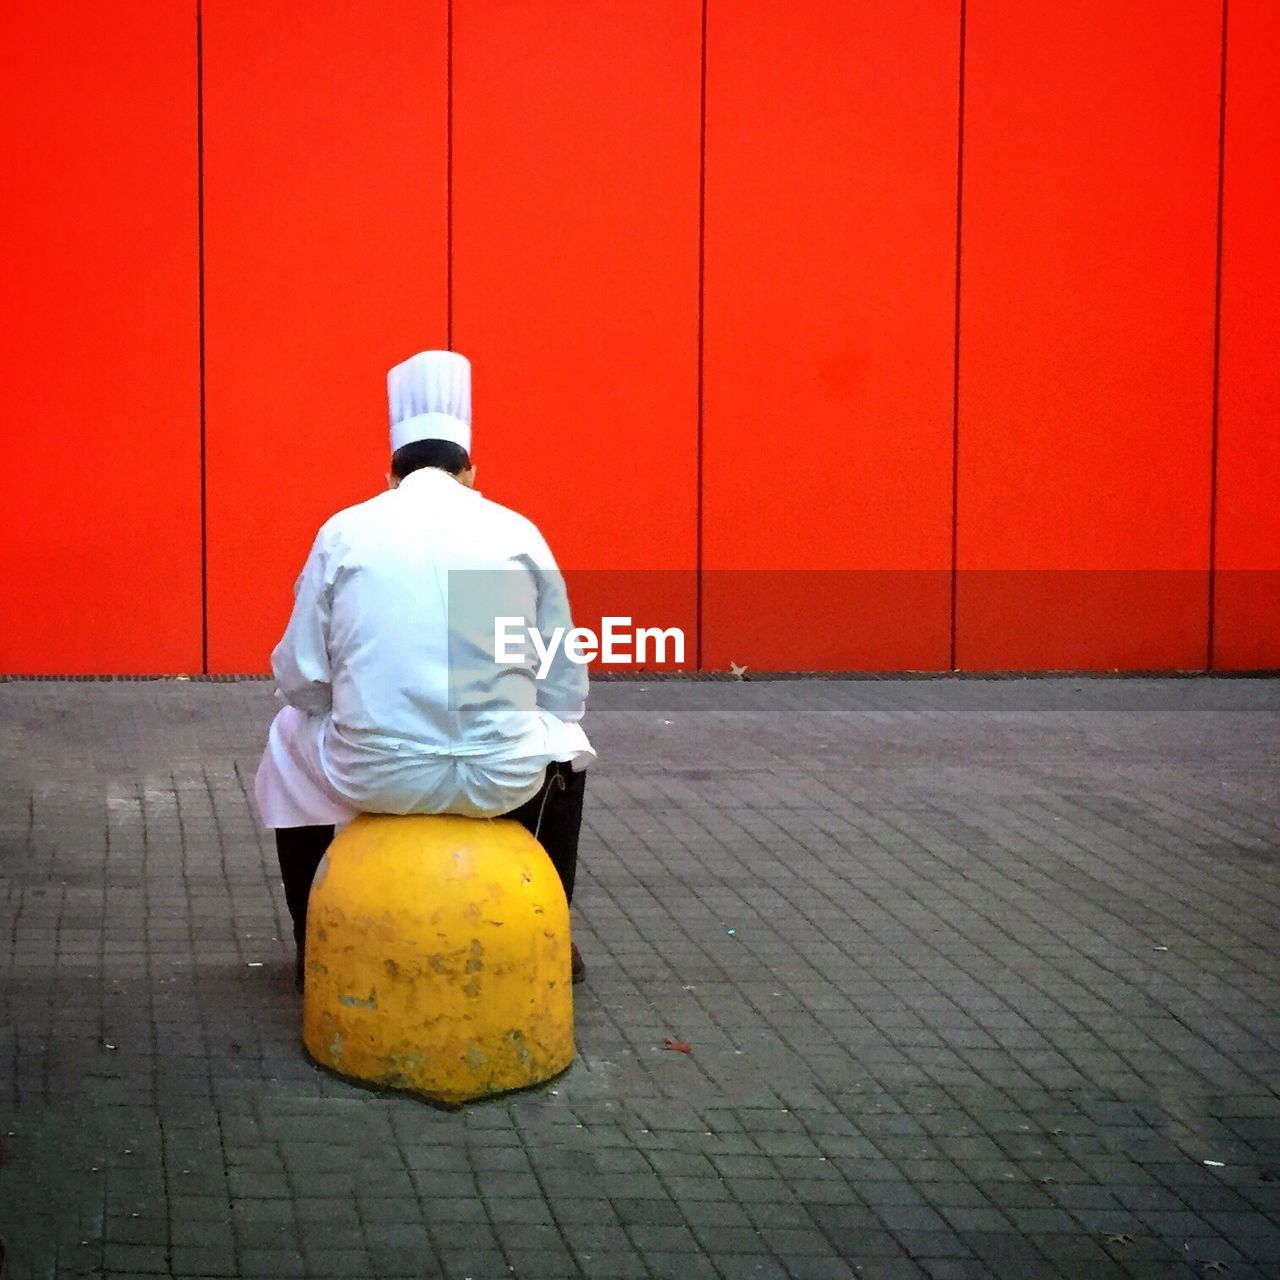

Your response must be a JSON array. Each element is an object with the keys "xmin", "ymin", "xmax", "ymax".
[{"xmin": 1, "ymin": 676, "xmax": 1278, "ymax": 1280}]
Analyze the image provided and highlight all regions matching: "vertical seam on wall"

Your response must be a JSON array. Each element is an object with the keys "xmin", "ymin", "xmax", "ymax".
[
  {"xmin": 447, "ymin": 0, "xmax": 454, "ymax": 347},
  {"xmin": 197, "ymin": 0, "xmax": 208, "ymax": 674},
  {"xmin": 948, "ymin": 0, "xmax": 967, "ymax": 672},
  {"xmin": 696, "ymin": 0, "xmax": 707, "ymax": 671},
  {"xmin": 1207, "ymin": 0, "xmax": 1229, "ymax": 670}
]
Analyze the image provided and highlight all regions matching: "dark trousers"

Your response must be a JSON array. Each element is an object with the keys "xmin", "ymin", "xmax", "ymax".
[
  {"xmin": 500, "ymin": 760, "xmax": 585, "ymax": 904},
  {"xmin": 274, "ymin": 761, "xmax": 586, "ymax": 949}
]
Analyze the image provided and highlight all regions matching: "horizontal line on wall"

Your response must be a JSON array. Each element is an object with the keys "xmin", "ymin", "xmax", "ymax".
[{"xmin": 3, "ymin": 671, "xmax": 1277, "ymax": 684}]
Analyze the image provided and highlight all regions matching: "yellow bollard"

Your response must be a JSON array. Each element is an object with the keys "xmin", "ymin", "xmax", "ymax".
[{"xmin": 302, "ymin": 813, "xmax": 574, "ymax": 1104}]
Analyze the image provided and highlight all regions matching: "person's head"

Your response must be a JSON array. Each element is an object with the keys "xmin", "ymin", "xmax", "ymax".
[{"xmin": 388, "ymin": 438, "xmax": 476, "ymax": 489}]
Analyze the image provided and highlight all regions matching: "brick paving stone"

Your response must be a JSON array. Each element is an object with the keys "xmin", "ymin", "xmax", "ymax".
[
  {"xmin": 1, "ymin": 676, "xmax": 1278, "ymax": 1279},
  {"xmin": 644, "ymin": 1252, "xmax": 723, "ymax": 1280},
  {"xmin": 239, "ymin": 1252, "xmax": 307, "ymax": 1277}
]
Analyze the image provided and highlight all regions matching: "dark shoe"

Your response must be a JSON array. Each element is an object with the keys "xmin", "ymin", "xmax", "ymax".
[{"xmin": 570, "ymin": 942, "xmax": 585, "ymax": 984}]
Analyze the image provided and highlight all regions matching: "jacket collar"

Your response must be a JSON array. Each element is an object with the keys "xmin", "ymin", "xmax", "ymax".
[{"xmin": 396, "ymin": 467, "xmax": 467, "ymax": 495}]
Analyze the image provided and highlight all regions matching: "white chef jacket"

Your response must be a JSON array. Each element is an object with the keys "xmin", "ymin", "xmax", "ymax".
[{"xmin": 254, "ymin": 466, "xmax": 593, "ymax": 826}]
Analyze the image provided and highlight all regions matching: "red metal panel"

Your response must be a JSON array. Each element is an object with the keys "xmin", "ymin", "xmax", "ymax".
[
  {"xmin": 1213, "ymin": 0, "xmax": 1280, "ymax": 669},
  {"xmin": 0, "ymin": 2, "xmax": 201, "ymax": 674},
  {"xmin": 451, "ymin": 0, "xmax": 700, "ymax": 665},
  {"xmin": 203, "ymin": 0, "xmax": 448, "ymax": 673},
  {"xmin": 702, "ymin": 1, "xmax": 960, "ymax": 672},
  {"xmin": 956, "ymin": 1, "xmax": 1221, "ymax": 670}
]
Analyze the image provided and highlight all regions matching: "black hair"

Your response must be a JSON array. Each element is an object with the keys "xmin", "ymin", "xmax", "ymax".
[{"xmin": 390, "ymin": 438, "xmax": 472, "ymax": 479}]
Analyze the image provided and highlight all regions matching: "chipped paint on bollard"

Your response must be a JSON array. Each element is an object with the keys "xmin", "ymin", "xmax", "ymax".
[{"xmin": 302, "ymin": 813, "xmax": 574, "ymax": 1104}]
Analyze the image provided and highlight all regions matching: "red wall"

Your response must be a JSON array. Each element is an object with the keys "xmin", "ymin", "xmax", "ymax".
[
  {"xmin": 4, "ymin": 1, "xmax": 1276, "ymax": 675},
  {"xmin": 703, "ymin": 0, "xmax": 959, "ymax": 671},
  {"xmin": 202, "ymin": 0, "xmax": 449, "ymax": 674},
  {"xmin": 1, "ymin": 2, "xmax": 202, "ymax": 674},
  {"xmin": 956, "ymin": 0, "xmax": 1222, "ymax": 670},
  {"xmin": 451, "ymin": 0, "xmax": 700, "ymax": 667},
  {"xmin": 1213, "ymin": 0, "xmax": 1280, "ymax": 669}
]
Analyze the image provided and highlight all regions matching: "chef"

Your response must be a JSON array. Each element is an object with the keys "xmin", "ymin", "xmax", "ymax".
[{"xmin": 255, "ymin": 350, "xmax": 593, "ymax": 988}]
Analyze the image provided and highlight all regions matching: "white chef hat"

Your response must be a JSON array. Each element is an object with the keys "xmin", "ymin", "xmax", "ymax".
[{"xmin": 387, "ymin": 350, "xmax": 472, "ymax": 453}]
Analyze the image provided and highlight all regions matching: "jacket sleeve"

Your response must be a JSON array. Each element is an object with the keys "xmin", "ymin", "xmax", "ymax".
[
  {"xmin": 525, "ymin": 526, "xmax": 588, "ymax": 724},
  {"xmin": 271, "ymin": 528, "xmax": 334, "ymax": 715}
]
